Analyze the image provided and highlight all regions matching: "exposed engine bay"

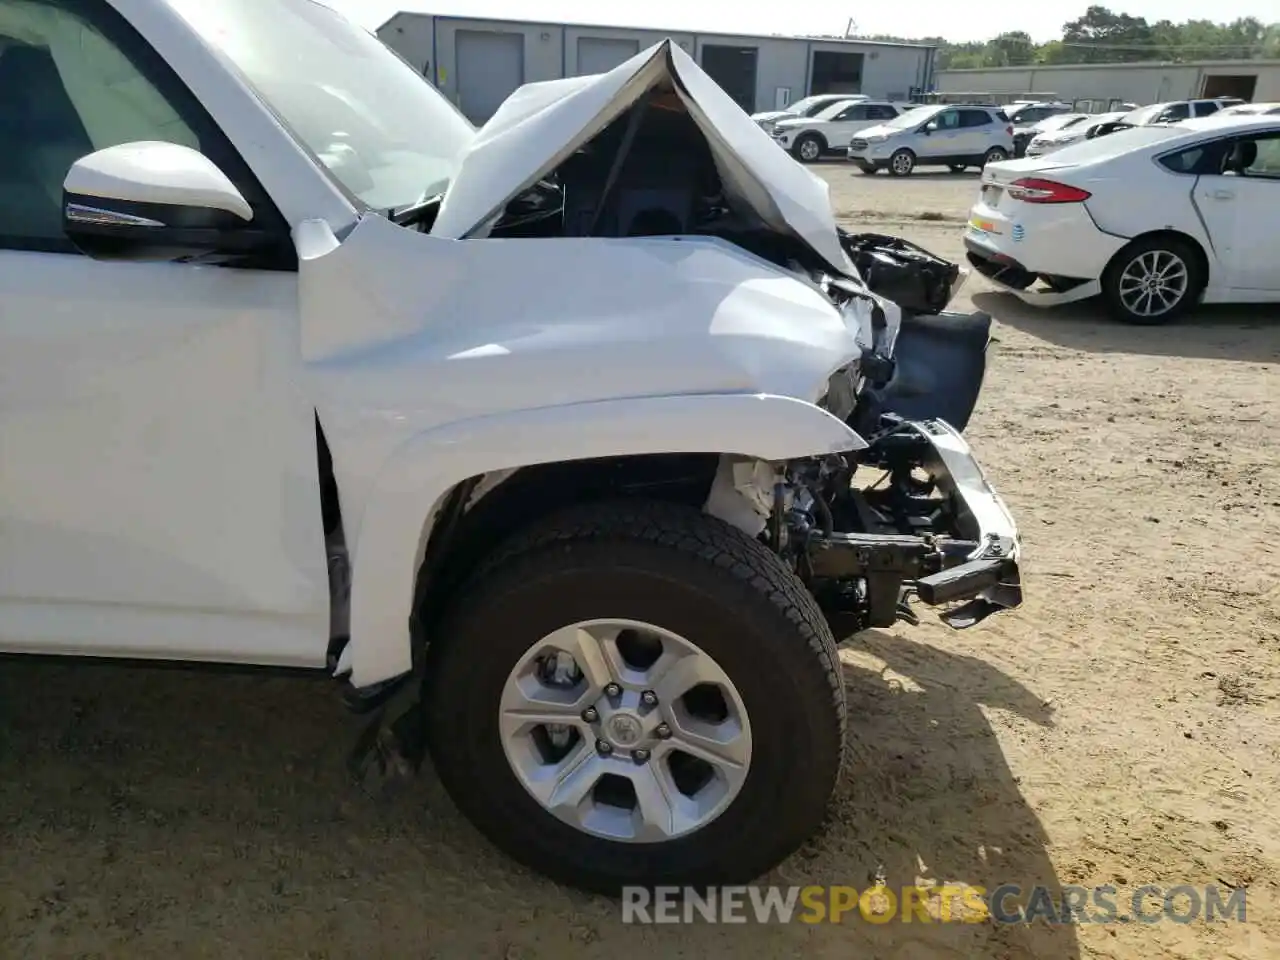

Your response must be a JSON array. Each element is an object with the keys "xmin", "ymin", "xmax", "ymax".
[{"xmin": 402, "ymin": 66, "xmax": 1021, "ymax": 637}]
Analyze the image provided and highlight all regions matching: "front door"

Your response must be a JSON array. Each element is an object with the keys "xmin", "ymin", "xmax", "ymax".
[
  {"xmin": 1193, "ymin": 131, "xmax": 1280, "ymax": 293},
  {"xmin": 919, "ymin": 108, "xmax": 964, "ymax": 159},
  {"xmin": 0, "ymin": 0, "xmax": 329, "ymax": 665}
]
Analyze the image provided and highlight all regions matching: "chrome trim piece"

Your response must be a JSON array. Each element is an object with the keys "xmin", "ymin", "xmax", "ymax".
[{"xmin": 65, "ymin": 203, "xmax": 165, "ymax": 228}]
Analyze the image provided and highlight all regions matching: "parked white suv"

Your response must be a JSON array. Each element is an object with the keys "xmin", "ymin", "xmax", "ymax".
[
  {"xmin": 750, "ymin": 93, "xmax": 866, "ymax": 134},
  {"xmin": 772, "ymin": 99, "xmax": 902, "ymax": 161},
  {"xmin": 847, "ymin": 104, "xmax": 1015, "ymax": 176},
  {"xmin": 0, "ymin": 0, "xmax": 1023, "ymax": 894},
  {"xmin": 1118, "ymin": 98, "xmax": 1244, "ymax": 128}
]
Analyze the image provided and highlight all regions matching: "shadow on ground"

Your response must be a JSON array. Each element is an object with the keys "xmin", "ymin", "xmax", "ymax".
[
  {"xmin": 974, "ymin": 290, "xmax": 1280, "ymax": 364},
  {"xmin": 0, "ymin": 637, "xmax": 1078, "ymax": 960}
]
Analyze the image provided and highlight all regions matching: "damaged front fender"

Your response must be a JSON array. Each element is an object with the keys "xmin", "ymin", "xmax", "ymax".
[{"xmin": 336, "ymin": 392, "xmax": 864, "ymax": 690}]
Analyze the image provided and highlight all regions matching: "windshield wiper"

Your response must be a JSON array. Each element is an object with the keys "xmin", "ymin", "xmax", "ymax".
[{"xmin": 388, "ymin": 193, "xmax": 444, "ymax": 228}]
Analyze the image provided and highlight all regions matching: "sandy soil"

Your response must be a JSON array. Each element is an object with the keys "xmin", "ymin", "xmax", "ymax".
[{"xmin": 2, "ymin": 166, "xmax": 1278, "ymax": 960}]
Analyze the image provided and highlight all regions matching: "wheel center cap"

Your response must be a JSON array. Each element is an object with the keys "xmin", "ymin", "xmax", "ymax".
[{"xmin": 606, "ymin": 713, "xmax": 644, "ymax": 746}]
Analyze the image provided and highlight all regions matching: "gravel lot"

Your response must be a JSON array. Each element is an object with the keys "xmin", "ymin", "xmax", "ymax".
[{"xmin": 3, "ymin": 165, "xmax": 1278, "ymax": 960}]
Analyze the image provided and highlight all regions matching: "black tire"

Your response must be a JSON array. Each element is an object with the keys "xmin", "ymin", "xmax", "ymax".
[
  {"xmin": 982, "ymin": 147, "xmax": 1009, "ymax": 166},
  {"xmin": 1101, "ymin": 234, "xmax": 1205, "ymax": 326},
  {"xmin": 887, "ymin": 149, "xmax": 915, "ymax": 176},
  {"xmin": 948, "ymin": 164, "xmax": 968, "ymax": 173},
  {"xmin": 792, "ymin": 133, "xmax": 825, "ymax": 163},
  {"xmin": 855, "ymin": 161, "xmax": 878, "ymax": 175},
  {"xmin": 423, "ymin": 499, "xmax": 847, "ymax": 894}
]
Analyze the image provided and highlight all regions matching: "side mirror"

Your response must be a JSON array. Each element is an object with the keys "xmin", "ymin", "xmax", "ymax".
[
  {"xmin": 63, "ymin": 141, "xmax": 274, "ymax": 263},
  {"xmin": 922, "ymin": 122, "xmax": 936, "ymax": 134}
]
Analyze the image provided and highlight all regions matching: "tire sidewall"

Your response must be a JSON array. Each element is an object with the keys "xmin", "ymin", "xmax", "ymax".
[
  {"xmin": 983, "ymin": 148, "xmax": 1008, "ymax": 166},
  {"xmin": 794, "ymin": 134, "xmax": 824, "ymax": 163},
  {"xmin": 889, "ymin": 149, "xmax": 914, "ymax": 176},
  {"xmin": 423, "ymin": 538, "xmax": 843, "ymax": 890},
  {"xmin": 1102, "ymin": 237, "xmax": 1204, "ymax": 325}
]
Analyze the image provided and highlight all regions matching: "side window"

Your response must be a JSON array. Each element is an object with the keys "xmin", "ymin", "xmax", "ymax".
[
  {"xmin": 0, "ymin": 0, "xmax": 281, "ymax": 257},
  {"xmin": 835, "ymin": 105, "xmax": 868, "ymax": 122},
  {"xmin": 1223, "ymin": 133, "xmax": 1280, "ymax": 179},
  {"xmin": 1196, "ymin": 101, "xmax": 1221, "ymax": 117},
  {"xmin": 1158, "ymin": 103, "xmax": 1191, "ymax": 123},
  {"xmin": 959, "ymin": 109, "xmax": 992, "ymax": 127},
  {"xmin": 934, "ymin": 110, "xmax": 960, "ymax": 130},
  {"xmin": 868, "ymin": 104, "xmax": 897, "ymax": 120},
  {"xmin": 1157, "ymin": 140, "xmax": 1229, "ymax": 175}
]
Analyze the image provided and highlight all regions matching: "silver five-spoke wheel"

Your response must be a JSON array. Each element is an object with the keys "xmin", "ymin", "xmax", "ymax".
[{"xmin": 499, "ymin": 619, "xmax": 751, "ymax": 842}]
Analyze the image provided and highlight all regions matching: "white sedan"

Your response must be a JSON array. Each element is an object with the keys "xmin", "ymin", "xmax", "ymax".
[
  {"xmin": 1025, "ymin": 111, "xmax": 1129, "ymax": 156},
  {"xmin": 964, "ymin": 115, "xmax": 1280, "ymax": 324}
]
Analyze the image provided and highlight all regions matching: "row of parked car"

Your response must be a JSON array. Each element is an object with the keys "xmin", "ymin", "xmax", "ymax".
[{"xmin": 753, "ymin": 92, "xmax": 1280, "ymax": 176}]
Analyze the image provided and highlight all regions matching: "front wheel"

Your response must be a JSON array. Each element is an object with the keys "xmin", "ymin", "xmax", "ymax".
[
  {"xmin": 793, "ymin": 133, "xmax": 825, "ymax": 163},
  {"xmin": 948, "ymin": 164, "xmax": 968, "ymax": 173},
  {"xmin": 888, "ymin": 149, "xmax": 915, "ymax": 176},
  {"xmin": 423, "ymin": 500, "xmax": 847, "ymax": 893},
  {"xmin": 1101, "ymin": 235, "xmax": 1205, "ymax": 325}
]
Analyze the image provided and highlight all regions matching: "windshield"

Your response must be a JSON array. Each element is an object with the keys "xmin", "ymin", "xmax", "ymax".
[
  {"xmin": 787, "ymin": 95, "xmax": 830, "ymax": 116},
  {"xmin": 882, "ymin": 105, "xmax": 942, "ymax": 129},
  {"xmin": 1039, "ymin": 114, "xmax": 1086, "ymax": 133},
  {"xmin": 813, "ymin": 100, "xmax": 858, "ymax": 120},
  {"xmin": 1121, "ymin": 104, "xmax": 1168, "ymax": 126},
  {"xmin": 170, "ymin": 0, "xmax": 476, "ymax": 213}
]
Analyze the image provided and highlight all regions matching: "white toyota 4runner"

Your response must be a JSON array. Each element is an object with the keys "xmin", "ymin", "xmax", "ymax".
[{"xmin": 0, "ymin": 0, "xmax": 1023, "ymax": 893}]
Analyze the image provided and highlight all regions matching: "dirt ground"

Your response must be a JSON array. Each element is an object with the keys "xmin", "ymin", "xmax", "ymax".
[{"xmin": 2, "ymin": 165, "xmax": 1278, "ymax": 960}]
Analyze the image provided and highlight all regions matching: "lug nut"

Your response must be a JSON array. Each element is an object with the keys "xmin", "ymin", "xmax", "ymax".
[
  {"xmin": 632, "ymin": 748, "xmax": 651, "ymax": 763},
  {"xmin": 655, "ymin": 723, "xmax": 672, "ymax": 739},
  {"xmin": 641, "ymin": 690, "xmax": 658, "ymax": 707},
  {"xmin": 604, "ymin": 683, "xmax": 622, "ymax": 698},
  {"xmin": 582, "ymin": 707, "xmax": 599, "ymax": 723},
  {"xmin": 596, "ymin": 739, "xmax": 613, "ymax": 755}
]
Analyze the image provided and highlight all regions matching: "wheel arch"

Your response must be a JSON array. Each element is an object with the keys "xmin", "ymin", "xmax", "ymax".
[
  {"xmin": 339, "ymin": 393, "xmax": 864, "ymax": 690},
  {"xmin": 794, "ymin": 130, "xmax": 828, "ymax": 153},
  {"xmin": 1108, "ymin": 228, "xmax": 1211, "ymax": 286}
]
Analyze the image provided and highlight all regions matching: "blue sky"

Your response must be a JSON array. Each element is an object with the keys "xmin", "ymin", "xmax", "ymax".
[{"xmin": 327, "ymin": 0, "xmax": 1277, "ymax": 44}]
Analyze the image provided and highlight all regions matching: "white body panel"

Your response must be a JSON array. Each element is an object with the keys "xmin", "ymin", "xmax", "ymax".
[
  {"xmin": 0, "ymin": 249, "xmax": 331, "ymax": 666},
  {"xmin": 1, "ymin": 1, "xmax": 889, "ymax": 686},
  {"xmin": 965, "ymin": 116, "xmax": 1280, "ymax": 306}
]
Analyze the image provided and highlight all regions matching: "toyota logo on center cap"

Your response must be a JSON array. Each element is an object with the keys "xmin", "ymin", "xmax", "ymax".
[{"xmin": 607, "ymin": 715, "xmax": 643, "ymax": 746}]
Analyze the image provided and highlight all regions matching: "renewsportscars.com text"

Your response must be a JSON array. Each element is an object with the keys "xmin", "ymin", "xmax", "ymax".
[{"xmin": 621, "ymin": 884, "xmax": 1247, "ymax": 925}]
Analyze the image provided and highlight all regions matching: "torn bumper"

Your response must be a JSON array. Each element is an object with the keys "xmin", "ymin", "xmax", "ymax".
[
  {"xmin": 807, "ymin": 418, "xmax": 1022, "ymax": 629},
  {"xmin": 964, "ymin": 238, "xmax": 1101, "ymax": 307}
]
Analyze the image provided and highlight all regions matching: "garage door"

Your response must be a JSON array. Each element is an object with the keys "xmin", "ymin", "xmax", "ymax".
[
  {"xmin": 576, "ymin": 37, "xmax": 640, "ymax": 76},
  {"xmin": 455, "ymin": 30, "xmax": 524, "ymax": 124}
]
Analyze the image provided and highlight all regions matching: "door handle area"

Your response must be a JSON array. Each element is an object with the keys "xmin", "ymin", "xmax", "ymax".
[{"xmin": 1210, "ymin": 189, "xmax": 1235, "ymax": 200}]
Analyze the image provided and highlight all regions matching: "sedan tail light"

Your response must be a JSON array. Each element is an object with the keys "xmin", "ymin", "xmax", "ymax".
[
  {"xmin": 1006, "ymin": 125, "xmax": 1013, "ymax": 135},
  {"xmin": 1007, "ymin": 177, "xmax": 1091, "ymax": 203}
]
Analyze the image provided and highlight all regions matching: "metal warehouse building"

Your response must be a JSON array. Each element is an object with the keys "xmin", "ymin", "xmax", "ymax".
[
  {"xmin": 936, "ymin": 60, "xmax": 1280, "ymax": 107},
  {"xmin": 377, "ymin": 13, "xmax": 938, "ymax": 124}
]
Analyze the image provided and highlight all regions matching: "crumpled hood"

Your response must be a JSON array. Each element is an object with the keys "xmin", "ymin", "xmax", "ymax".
[{"xmin": 429, "ymin": 39, "xmax": 855, "ymax": 277}]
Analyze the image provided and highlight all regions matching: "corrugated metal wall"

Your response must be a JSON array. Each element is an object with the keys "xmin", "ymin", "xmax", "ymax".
[
  {"xmin": 936, "ymin": 62, "xmax": 1280, "ymax": 106},
  {"xmin": 377, "ymin": 14, "xmax": 935, "ymax": 121}
]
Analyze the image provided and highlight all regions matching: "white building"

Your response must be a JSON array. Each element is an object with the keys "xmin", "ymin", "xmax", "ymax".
[
  {"xmin": 377, "ymin": 12, "xmax": 938, "ymax": 123},
  {"xmin": 936, "ymin": 60, "xmax": 1280, "ymax": 107}
]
